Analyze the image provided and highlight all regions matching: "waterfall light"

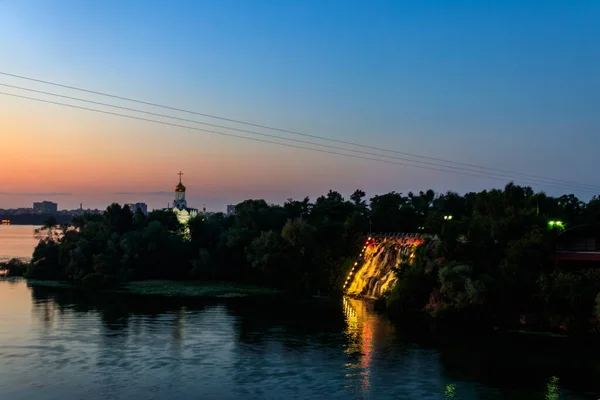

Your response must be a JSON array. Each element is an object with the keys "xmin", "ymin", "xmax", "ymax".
[{"xmin": 344, "ymin": 234, "xmax": 429, "ymax": 298}]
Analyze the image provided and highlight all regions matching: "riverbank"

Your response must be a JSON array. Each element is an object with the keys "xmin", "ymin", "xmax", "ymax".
[
  {"xmin": 120, "ymin": 279, "xmax": 282, "ymax": 297},
  {"xmin": 7, "ymin": 274, "xmax": 597, "ymax": 343},
  {"xmin": 4, "ymin": 276, "xmax": 283, "ymax": 298},
  {"xmin": 4, "ymin": 277, "xmax": 599, "ymax": 399}
]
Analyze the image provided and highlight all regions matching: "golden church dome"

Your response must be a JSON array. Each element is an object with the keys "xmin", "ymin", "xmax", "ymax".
[{"xmin": 175, "ymin": 182, "xmax": 186, "ymax": 192}]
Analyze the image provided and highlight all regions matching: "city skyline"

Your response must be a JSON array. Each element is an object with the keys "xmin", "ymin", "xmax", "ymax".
[{"xmin": 1, "ymin": 1, "xmax": 599, "ymax": 210}]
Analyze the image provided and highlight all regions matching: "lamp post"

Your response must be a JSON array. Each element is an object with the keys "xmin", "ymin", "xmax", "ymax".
[{"xmin": 442, "ymin": 215, "xmax": 453, "ymax": 235}]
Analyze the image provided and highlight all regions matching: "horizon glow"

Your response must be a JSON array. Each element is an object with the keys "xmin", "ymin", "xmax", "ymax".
[{"xmin": 1, "ymin": 0, "xmax": 599, "ymax": 211}]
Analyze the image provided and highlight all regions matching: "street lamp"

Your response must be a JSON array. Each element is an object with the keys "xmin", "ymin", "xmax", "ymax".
[{"xmin": 548, "ymin": 220, "xmax": 565, "ymax": 230}]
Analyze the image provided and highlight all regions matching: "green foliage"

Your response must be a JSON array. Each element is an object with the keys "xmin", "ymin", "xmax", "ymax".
[
  {"xmin": 381, "ymin": 182, "xmax": 600, "ymax": 333},
  {"xmin": 24, "ymin": 182, "xmax": 600, "ymax": 333},
  {"xmin": 384, "ymin": 253, "xmax": 437, "ymax": 317},
  {"xmin": 0, "ymin": 258, "xmax": 27, "ymax": 277},
  {"xmin": 146, "ymin": 209, "xmax": 182, "ymax": 232},
  {"xmin": 28, "ymin": 207, "xmax": 190, "ymax": 283},
  {"xmin": 27, "ymin": 189, "xmax": 367, "ymax": 295},
  {"xmin": 190, "ymin": 248, "xmax": 211, "ymax": 279},
  {"xmin": 27, "ymin": 239, "xmax": 61, "ymax": 279},
  {"xmin": 432, "ymin": 264, "xmax": 487, "ymax": 315},
  {"xmin": 121, "ymin": 280, "xmax": 281, "ymax": 297},
  {"xmin": 537, "ymin": 269, "xmax": 600, "ymax": 332}
]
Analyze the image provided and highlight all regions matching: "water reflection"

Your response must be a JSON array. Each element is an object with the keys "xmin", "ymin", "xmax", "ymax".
[
  {"xmin": 546, "ymin": 376, "xmax": 561, "ymax": 400},
  {"xmin": 444, "ymin": 383, "xmax": 457, "ymax": 399},
  {"xmin": 343, "ymin": 296, "xmax": 376, "ymax": 393},
  {"xmin": 0, "ymin": 280, "xmax": 598, "ymax": 400}
]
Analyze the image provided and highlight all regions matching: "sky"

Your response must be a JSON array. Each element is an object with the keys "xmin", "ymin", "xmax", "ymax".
[{"xmin": 0, "ymin": 0, "xmax": 599, "ymax": 211}]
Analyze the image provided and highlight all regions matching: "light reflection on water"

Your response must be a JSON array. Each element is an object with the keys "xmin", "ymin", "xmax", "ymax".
[
  {"xmin": 0, "ymin": 225, "xmax": 39, "ymax": 262},
  {"xmin": 0, "ymin": 280, "xmax": 598, "ymax": 400}
]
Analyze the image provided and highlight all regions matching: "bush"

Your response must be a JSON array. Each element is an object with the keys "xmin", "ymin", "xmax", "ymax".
[
  {"xmin": 2, "ymin": 258, "xmax": 27, "ymax": 277},
  {"xmin": 81, "ymin": 273, "xmax": 107, "ymax": 289}
]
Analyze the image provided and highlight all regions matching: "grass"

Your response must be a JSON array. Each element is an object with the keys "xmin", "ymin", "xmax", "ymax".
[
  {"xmin": 507, "ymin": 329, "xmax": 569, "ymax": 338},
  {"xmin": 24, "ymin": 278, "xmax": 77, "ymax": 288},
  {"xmin": 0, "ymin": 276, "xmax": 76, "ymax": 288},
  {"xmin": 117, "ymin": 280, "xmax": 282, "ymax": 298},
  {"xmin": 4, "ymin": 276, "xmax": 282, "ymax": 298}
]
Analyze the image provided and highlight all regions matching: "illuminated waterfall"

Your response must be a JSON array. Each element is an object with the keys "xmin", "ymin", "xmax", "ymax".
[{"xmin": 344, "ymin": 235, "xmax": 428, "ymax": 299}]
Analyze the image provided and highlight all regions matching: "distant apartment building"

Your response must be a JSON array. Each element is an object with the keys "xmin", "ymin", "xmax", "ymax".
[
  {"xmin": 33, "ymin": 201, "xmax": 58, "ymax": 214},
  {"xmin": 125, "ymin": 202, "xmax": 148, "ymax": 215},
  {"xmin": 226, "ymin": 204, "xmax": 236, "ymax": 216}
]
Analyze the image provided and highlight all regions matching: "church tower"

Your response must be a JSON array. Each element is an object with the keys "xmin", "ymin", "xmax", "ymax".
[
  {"xmin": 165, "ymin": 171, "xmax": 198, "ymax": 225},
  {"xmin": 173, "ymin": 171, "xmax": 188, "ymax": 210}
]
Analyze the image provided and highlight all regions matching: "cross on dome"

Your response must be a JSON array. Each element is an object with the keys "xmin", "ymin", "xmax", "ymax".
[{"xmin": 175, "ymin": 171, "xmax": 186, "ymax": 192}]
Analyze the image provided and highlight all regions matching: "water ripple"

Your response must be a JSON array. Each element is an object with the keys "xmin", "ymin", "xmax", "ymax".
[{"xmin": 0, "ymin": 281, "xmax": 598, "ymax": 399}]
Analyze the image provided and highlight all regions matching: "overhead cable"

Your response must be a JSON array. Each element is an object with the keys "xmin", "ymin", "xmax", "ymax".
[
  {"xmin": 1, "ymin": 90, "xmax": 597, "ymax": 194},
  {"xmin": 0, "ymin": 71, "xmax": 596, "ymax": 191}
]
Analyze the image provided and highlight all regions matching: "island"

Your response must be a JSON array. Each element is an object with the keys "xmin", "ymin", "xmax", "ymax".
[{"xmin": 3, "ymin": 182, "xmax": 600, "ymax": 335}]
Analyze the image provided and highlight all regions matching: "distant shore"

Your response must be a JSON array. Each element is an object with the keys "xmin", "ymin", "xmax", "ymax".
[{"xmin": 0, "ymin": 215, "xmax": 71, "ymax": 225}]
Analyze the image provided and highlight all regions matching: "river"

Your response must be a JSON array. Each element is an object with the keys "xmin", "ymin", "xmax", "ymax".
[
  {"xmin": 1, "ymin": 280, "xmax": 599, "ymax": 399},
  {"xmin": 0, "ymin": 225, "xmax": 40, "ymax": 262},
  {"xmin": 1, "ymin": 226, "xmax": 599, "ymax": 399}
]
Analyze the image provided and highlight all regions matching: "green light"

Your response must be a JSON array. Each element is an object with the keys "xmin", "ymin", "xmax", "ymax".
[
  {"xmin": 444, "ymin": 384, "xmax": 456, "ymax": 399},
  {"xmin": 545, "ymin": 376, "xmax": 560, "ymax": 400},
  {"xmin": 548, "ymin": 220, "xmax": 565, "ymax": 230}
]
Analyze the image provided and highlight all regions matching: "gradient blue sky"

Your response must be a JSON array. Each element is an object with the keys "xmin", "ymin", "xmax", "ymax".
[{"xmin": 1, "ymin": 0, "xmax": 599, "ymax": 211}]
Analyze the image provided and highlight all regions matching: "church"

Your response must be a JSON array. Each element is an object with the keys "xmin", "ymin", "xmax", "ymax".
[{"xmin": 165, "ymin": 172, "xmax": 200, "ymax": 225}]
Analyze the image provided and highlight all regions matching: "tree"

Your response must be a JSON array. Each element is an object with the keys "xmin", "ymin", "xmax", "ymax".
[
  {"xmin": 104, "ymin": 203, "xmax": 134, "ymax": 234},
  {"xmin": 2, "ymin": 258, "xmax": 27, "ymax": 277},
  {"xmin": 21, "ymin": 182, "xmax": 600, "ymax": 334},
  {"xmin": 35, "ymin": 216, "xmax": 58, "ymax": 241},
  {"xmin": 246, "ymin": 231, "xmax": 292, "ymax": 288},
  {"xmin": 147, "ymin": 209, "xmax": 182, "ymax": 233},
  {"xmin": 350, "ymin": 189, "xmax": 367, "ymax": 210},
  {"xmin": 369, "ymin": 192, "xmax": 406, "ymax": 232}
]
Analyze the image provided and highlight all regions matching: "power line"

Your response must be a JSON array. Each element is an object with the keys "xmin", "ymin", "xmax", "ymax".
[
  {"xmin": 4, "ymin": 82, "xmax": 595, "ymax": 192},
  {"xmin": 0, "ymin": 71, "xmax": 597, "ymax": 191},
  {"xmin": 1, "ymin": 90, "xmax": 597, "ymax": 194}
]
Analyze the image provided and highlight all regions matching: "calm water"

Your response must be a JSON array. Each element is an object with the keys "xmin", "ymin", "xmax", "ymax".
[
  {"xmin": 0, "ymin": 225, "xmax": 39, "ymax": 261},
  {"xmin": 0, "ymin": 280, "xmax": 599, "ymax": 400},
  {"xmin": 1, "ymin": 226, "xmax": 600, "ymax": 399}
]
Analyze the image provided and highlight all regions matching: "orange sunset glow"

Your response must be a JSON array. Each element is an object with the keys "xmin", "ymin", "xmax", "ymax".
[
  {"xmin": 1, "ymin": 0, "xmax": 599, "ymax": 212},
  {"xmin": 1, "ymin": 95, "xmax": 390, "ymax": 210}
]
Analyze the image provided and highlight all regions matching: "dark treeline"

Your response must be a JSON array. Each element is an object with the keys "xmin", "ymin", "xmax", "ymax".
[
  {"xmin": 24, "ymin": 189, "xmax": 370, "ymax": 294},
  {"xmin": 381, "ymin": 183, "xmax": 600, "ymax": 334},
  {"xmin": 13, "ymin": 183, "xmax": 600, "ymax": 333}
]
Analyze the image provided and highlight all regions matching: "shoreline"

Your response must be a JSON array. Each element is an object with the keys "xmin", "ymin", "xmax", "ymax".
[
  {"xmin": 4, "ymin": 276, "xmax": 583, "ymax": 340},
  {"xmin": 5, "ymin": 277, "xmax": 284, "ymax": 298}
]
